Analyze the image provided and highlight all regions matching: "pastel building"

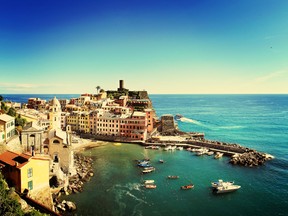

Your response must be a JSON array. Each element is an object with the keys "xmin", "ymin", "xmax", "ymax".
[
  {"xmin": 0, "ymin": 151, "xmax": 50, "ymax": 193},
  {"xmin": 0, "ymin": 114, "xmax": 15, "ymax": 143}
]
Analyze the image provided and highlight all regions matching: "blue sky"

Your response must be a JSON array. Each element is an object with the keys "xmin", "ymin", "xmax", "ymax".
[{"xmin": 0, "ymin": 0, "xmax": 288, "ymax": 94}]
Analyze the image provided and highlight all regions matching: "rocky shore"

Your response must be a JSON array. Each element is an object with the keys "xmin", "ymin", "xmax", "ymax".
[
  {"xmin": 230, "ymin": 150, "xmax": 274, "ymax": 167},
  {"xmin": 53, "ymin": 154, "xmax": 94, "ymax": 214}
]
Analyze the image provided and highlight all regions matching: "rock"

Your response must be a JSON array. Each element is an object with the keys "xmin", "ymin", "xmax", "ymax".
[{"xmin": 65, "ymin": 201, "xmax": 77, "ymax": 211}]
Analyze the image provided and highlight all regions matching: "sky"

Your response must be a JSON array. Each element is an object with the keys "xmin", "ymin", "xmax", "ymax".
[{"xmin": 0, "ymin": 0, "xmax": 288, "ymax": 94}]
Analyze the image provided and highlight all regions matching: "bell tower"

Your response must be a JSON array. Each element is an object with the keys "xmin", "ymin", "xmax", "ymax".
[{"xmin": 49, "ymin": 96, "xmax": 61, "ymax": 129}]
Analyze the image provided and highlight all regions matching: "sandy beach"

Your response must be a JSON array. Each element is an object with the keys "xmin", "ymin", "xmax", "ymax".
[{"xmin": 71, "ymin": 138, "xmax": 110, "ymax": 153}]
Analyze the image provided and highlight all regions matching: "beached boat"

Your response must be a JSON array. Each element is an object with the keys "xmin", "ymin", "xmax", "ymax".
[
  {"xmin": 214, "ymin": 184, "xmax": 241, "ymax": 194},
  {"xmin": 145, "ymin": 184, "xmax": 157, "ymax": 189},
  {"xmin": 144, "ymin": 180, "xmax": 154, "ymax": 184},
  {"xmin": 211, "ymin": 179, "xmax": 235, "ymax": 188},
  {"xmin": 214, "ymin": 152, "xmax": 224, "ymax": 159},
  {"xmin": 180, "ymin": 184, "xmax": 194, "ymax": 190},
  {"xmin": 167, "ymin": 175, "xmax": 179, "ymax": 179}
]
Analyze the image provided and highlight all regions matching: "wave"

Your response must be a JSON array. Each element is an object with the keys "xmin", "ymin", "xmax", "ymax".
[
  {"xmin": 217, "ymin": 125, "xmax": 245, "ymax": 130},
  {"xmin": 179, "ymin": 117, "xmax": 202, "ymax": 125}
]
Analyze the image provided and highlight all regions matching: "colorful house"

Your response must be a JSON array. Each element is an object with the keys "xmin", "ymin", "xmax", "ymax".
[
  {"xmin": 0, "ymin": 114, "xmax": 15, "ymax": 143},
  {"xmin": 0, "ymin": 150, "xmax": 50, "ymax": 193}
]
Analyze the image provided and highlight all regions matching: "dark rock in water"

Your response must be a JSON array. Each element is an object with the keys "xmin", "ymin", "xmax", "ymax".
[{"xmin": 230, "ymin": 152, "xmax": 269, "ymax": 167}]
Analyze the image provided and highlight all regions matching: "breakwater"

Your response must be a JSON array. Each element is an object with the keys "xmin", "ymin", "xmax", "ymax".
[{"xmin": 144, "ymin": 138, "xmax": 273, "ymax": 166}]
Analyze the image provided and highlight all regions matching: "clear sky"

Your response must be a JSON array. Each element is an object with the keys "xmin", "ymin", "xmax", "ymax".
[{"xmin": 0, "ymin": 0, "xmax": 288, "ymax": 94}]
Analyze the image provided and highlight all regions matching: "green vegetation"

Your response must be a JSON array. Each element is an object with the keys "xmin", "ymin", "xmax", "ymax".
[
  {"xmin": 0, "ymin": 173, "xmax": 44, "ymax": 216},
  {"xmin": 0, "ymin": 96, "xmax": 27, "ymax": 128}
]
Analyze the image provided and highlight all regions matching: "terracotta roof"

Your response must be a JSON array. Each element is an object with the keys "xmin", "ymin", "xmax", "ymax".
[{"xmin": 0, "ymin": 151, "xmax": 31, "ymax": 169}]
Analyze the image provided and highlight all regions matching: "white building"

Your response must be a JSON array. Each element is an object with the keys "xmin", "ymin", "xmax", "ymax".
[{"xmin": 0, "ymin": 114, "xmax": 15, "ymax": 143}]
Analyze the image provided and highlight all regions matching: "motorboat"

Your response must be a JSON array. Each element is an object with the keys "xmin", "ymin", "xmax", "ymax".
[
  {"xmin": 174, "ymin": 114, "xmax": 183, "ymax": 120},
  {"xmin": 196, "ymin": 148, "xmax": 209, "ymax": 156},
  {"xmin": 214, "ymin": 184, "xmax": 241, "ymax": 194},
  {"xmin": 211, "ymin": 179, "xmax": 234, "ymax": 188},
  {"xmin": 164, "ymin": 145, "xmax": 172, "ymax": 151},
  {"xmin": 177, "ymin": 146, "xmax": 183, "ymax": 150},
  {"xmin": 159, "ymin": 159, "xmax": 164, "ymax": 163},
  {"xmin": 180, "ymin": 184, "xmax": 194, "ymax": 190}
]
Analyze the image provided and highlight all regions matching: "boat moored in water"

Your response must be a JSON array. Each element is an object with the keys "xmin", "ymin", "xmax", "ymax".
[
  {"xmin": 214, "ymin": 152, "xmax": 224, "ymax": 159},
  {"xmin": 145, "ymin": 184, "xmax": 157, "ymax": 189},
  {"xmin": 180, "ymin": 184, "xmax": 194, "ymax": 190},
  {"xmin": 214, "ymin": 184, "xmax": 241, "ymax": 194},
  {"xmin": 144, "ymin": 180, "xmax": 155, "ymax": 184},
  {"xmin": 211, "ymin": 179, "xmax": 234, "ymax": 188}
]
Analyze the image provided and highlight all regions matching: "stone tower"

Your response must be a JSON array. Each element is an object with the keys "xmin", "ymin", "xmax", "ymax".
[{"xmin": 49, "ymin": 96, "xmax": 61, "ymax": 129}]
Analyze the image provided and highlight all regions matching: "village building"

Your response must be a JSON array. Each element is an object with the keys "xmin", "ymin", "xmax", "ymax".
[
  {"xmin": 0, "ymin": 150, "xmax": 50, "ymax": 194},
  {"xmin": 0, "ymin": 114, "xmax": 15, "ymax": 143},
  {"xmin": 21, "ymin": 122, "xmax": 44, "ymax": 154}
]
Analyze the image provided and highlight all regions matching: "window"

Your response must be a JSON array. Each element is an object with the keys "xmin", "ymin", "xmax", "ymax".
[
  {"xmin": 28, "ymin": 180, "xmax": 33, "ymax": 190},
  {"xmin": 28, "ymin": 168, "xmax": 33, "ymax": 178}
]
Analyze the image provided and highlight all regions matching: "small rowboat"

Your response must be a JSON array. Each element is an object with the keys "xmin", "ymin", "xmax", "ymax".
[
  {"xmin": 180, "ymin": 184, "xmax": 194, "ymax": 190},
  {"xmin": 145, "ymin": 184, "xmax": 156, "ymax": 189}
]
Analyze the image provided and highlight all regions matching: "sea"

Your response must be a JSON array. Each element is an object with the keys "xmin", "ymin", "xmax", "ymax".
[{"xmin": 2, "ymin": 94, "xmax": 288, "ymax": 216}]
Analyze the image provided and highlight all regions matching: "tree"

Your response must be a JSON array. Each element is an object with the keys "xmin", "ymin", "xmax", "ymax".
[
  {"xmin": 1, "ymin": 102, "xmax": 8, "ymax": 112},
  {"xmin": 7, "ymin": 107, "xmax": 16, "ymax": 117},
  {"xmin": 96, "ymin": 86, "xmax": 101, "ymax": 94},
  {"xmin": 0, "ymin": 95, "xmax": 3, "ymax": 101}
]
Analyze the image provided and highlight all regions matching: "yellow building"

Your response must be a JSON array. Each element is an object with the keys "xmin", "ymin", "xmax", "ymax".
[{"xmin": 0, "ymin": 151, "xmax": 50, "ymax": 193}]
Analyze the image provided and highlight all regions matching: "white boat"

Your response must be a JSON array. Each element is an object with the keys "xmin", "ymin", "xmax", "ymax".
[
  {"xmin": 215, "ymin": 184, "xmax": 241, "ymax": 194},
  {"xmin": 196, "ymin": 148, "xmax": 208, "ymax": 156},
  {"xmin": 211, "ymin": 179, "xmax": 234, "ymax": 188},
  {"xmin": 214, "ymin": 152, "xmax": 224, "ymax": 159},
  {"xmin": 170, "ymin": 145, "xmax": 177, "ymax": 150},
  {"xmin": 144, "ymin": 180, "xmax": 154, "ymax": 184},
  {"xmin": 142, "ymin": 167, "xmax": 155, "ymax": 174},
  {"xmin": 145, "ymin": 184, "xmax": 156, "ymax": 189},
  {"xmin": 207, "ymin": 151, "xmax": 214, "ymax": 156},
  {"xmin": 164, "ymin": 145, "xmax": 172, "ymax": 151},
  {"xmin": 177, "ymin": 146, "xmax": 183, "ymax": 150}
]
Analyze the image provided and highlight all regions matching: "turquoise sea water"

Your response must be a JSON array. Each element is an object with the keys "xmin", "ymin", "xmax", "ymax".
[{"xmin": 3, "ymin": 94, "xmax": 288, "ymax": 216}]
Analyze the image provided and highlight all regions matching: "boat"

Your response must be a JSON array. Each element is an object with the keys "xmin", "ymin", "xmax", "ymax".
[
  {"xmin": 164, "ymin": 145, "xmax": 172, "ymax": 151},
  {"xmin": 137, "ymin": 162, "xmax": 151, "ymax": 168},
  {"xmin": 180, "ymin": 184, "xmax": 194, "ymax": 190},
  {"xmin": 159, "ymin": 159, "xmax": 164, "ymax": 163},
  {"xmin": 143, "ymin": 166, "xmax": 155, "ymax": 170},
  {"xmin": 142, "ymin": 167, "xmax": 155, "ymax": 174},
  {"xmin": 211, "ymin": 179, "xmax": 235, "ymax": 188},
  {"xmin": 196, "ymin": 148, "xmax": 208, "ymax": 156},
  {"xmin": 174, "ymin": 114, "xmax": 183, "ymax": 120},
  {"xmin": 177, "ymin": 146, "xmax": 183, "ymax": 150},
  {"xmin": 145, "ymin": 184, "xmax": 157, "ymax": 189},
  {"xmin": 170, "ymin": 145, "xmax": 177, "ymax": 150},
  {"xmin": 167, "ymin": 175, "xmax": 179, "ymax": 179},
  {"xmin": 144, "ymin": 180, "xmax": 154, "ymax": 184},
  {"xmin": 186, "ymin": 147, "xmax": 191, "ymax": 151},
  {"xmin": 207, "ymin": 151, "xmax": 214, "ymax": 156},
  {"xmin": 151, "ymin": 146, "xmax": 160, "ymax": 150},
  {"xmin": 214, "ymin": 184, "xmax": 241, "ymax": 194},
  {"xmin": 214, "ymin": 152, "xmax": 224, "ymax": 159}
]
